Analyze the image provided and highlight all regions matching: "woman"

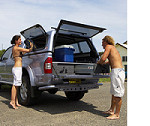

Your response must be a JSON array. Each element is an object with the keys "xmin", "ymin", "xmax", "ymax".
[{"xmin": 10, "ymin": 35, "xmax": 33, "ymax": 109}]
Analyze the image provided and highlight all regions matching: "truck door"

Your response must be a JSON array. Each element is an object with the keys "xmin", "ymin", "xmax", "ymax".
[{"xmin": 0, "ymin": 47, "xmax": 13, "ymax": 82}]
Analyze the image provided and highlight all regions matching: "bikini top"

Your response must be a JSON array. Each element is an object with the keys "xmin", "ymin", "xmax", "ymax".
[
  {"xmin": 12, "ymin": 47, "xmax": 23, "ymax": 59},
  {"xmin": 13, "ymin": 52, "xmax": 23, "ymax": 58}
]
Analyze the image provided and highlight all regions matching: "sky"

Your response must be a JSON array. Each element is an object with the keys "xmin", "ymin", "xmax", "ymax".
[{"xmin": 0, "ymin": 0, "xmax": 127, "ymax": 52}]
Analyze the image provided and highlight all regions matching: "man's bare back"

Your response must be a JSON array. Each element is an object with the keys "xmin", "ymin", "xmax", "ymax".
[
  {"xmin": 107, "ymin": 45, "xmax": 123, "ymax": 69},
  {"xmin": 97, "ymin": 43, "xmax": 123, "ymax": 69}
]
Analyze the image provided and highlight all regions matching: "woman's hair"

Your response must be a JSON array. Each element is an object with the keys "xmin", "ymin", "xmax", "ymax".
[
  {"xmin": 102, "ymin": 35, "xmax": 115, "ymax": 46},
  {"xmin": 11, "ymin": 35, "xmax": 21, "ymax": 44}
]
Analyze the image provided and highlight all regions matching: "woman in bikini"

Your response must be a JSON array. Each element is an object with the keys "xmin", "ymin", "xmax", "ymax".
[{"xmin": 10, "ymin": 35, "xmax": 33, "ymax": 109}]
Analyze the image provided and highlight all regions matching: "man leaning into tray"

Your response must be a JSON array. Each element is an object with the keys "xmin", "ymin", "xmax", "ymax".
[{"xmin": 97, "ymin": 35, "xmax": 125, "ymax": 120}]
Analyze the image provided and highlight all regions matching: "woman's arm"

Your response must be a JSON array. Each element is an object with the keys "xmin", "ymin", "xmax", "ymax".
[{"xmin": 17, "ymin": 43, "xmax": 33, "ymax": 53}]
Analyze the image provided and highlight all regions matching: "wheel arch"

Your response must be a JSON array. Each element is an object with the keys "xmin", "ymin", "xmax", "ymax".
[
  {"xmin": 22, "ymin": 66, "xmax": 36, "ymax": 86},
  {"xmin": 22, "ymin": 67, "xmax": 39, "ymax": 98}
]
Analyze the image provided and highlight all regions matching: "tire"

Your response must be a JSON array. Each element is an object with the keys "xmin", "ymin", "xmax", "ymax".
[
  {"xmin": 18, "ymin": 75, "xmax": 35, "ymax": 106},
  {"xmin": 65, "ymin": 91, "xmax": 85, "ymax": 101},
  {"xmin": 48, "ymin": 89, "xmax": 58, "ymax": 94}
]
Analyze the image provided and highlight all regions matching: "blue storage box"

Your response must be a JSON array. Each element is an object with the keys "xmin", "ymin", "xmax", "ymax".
[{"xmin": 54, "ymin": 45, "xmax": 75, "ymax": 62}]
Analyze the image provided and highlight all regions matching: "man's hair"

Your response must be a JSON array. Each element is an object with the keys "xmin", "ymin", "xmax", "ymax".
[
  {"xmin": 102, "ymin": 35, "xmax": 115, "ymax": 46},
  {"xmin": 11, "ymin": 35, "xmax": 21, "ymax": 44}
]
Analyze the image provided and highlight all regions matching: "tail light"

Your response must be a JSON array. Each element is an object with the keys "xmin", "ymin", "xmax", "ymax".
[{"xmin": 44, "ymin": 57, "xmax": 52, "ymax": 74}]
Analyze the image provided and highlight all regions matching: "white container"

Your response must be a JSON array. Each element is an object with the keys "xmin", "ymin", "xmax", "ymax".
[{"xmin": 55, "ymin": 45, "xmax": 74, "ymax": 49}]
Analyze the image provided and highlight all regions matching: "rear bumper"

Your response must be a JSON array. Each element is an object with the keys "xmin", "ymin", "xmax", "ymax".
[
  {"xmin": 36, "ymin": 74, "xmax": 110, "ymax": 88},
  {"xmin": 54, "ymin": 74, "xmax": 110, "ymax": 79},
  {"xmin": 38, "ymin": 74, "xmax": 109, "ymax": 91},
  {"xmin": 38, "ymin": 83, "xmax": 99, "ymax": 91}
]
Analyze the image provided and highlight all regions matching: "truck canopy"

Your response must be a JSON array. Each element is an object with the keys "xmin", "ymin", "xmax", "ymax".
[
  {"xmin": 20, "ymin": 20, "xmax": 106, "ymax": 51},
  {"xmin": 20, "ymin": 20, "xmax": 106, "ymax": 39}
]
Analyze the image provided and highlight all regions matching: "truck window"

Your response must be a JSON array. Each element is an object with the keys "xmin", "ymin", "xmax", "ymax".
[
  {"xmin": 71, "ymin": 43, "xmax": 80, "ymax": 53},
  {"xmin": 79, "ymin": 41, "xmax": 90, "ymax": 53},
  {"xmin": 31, "ymin": 35, "xmax": 47, "ymax": 50},
  {"xmin": 1, "ymin": 47, "xmax": 12, "ymax": 60},
  {"xmin": 71, "ymin": 41, "xmax": 90, "ymax": 54}
]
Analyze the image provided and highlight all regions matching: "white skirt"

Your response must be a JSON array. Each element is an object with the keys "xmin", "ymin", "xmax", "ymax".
[{"xmin": 12, "ymin": 67, "xmax": 22, "ymax": 86}]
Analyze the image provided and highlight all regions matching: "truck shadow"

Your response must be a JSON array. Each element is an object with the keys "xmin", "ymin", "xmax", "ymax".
[
  {"xmin": 0, "ymin": 87, "xmax": 108, "ymax": 117},
  {"xmin": 31, "ymin": 92, "xmax": 109, "ymax": 117}
]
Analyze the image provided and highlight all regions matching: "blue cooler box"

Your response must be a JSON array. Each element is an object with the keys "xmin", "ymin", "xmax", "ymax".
[{"xmin": 54, "ymin": 45, "xmax": 75, "ymax": 62}]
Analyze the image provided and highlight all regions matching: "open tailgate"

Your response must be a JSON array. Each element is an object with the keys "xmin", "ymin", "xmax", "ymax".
[{"xmin": 55, "ymin": 20, "xmax": 106, "ymax": 38}]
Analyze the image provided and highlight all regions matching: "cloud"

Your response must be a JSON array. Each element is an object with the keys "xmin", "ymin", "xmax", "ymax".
[{"xmin": 0, "ymin": 0, "xmax": 127, "ymax": 51}]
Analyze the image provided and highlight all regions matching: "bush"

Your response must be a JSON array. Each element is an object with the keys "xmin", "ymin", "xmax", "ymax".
[
  {"xmin": 98, "ymin": 78, "xmax": 111, "ymax": 82},
  {"xmin": 0, "ymin": 49, "xmax": 5, "ymax": 57}
]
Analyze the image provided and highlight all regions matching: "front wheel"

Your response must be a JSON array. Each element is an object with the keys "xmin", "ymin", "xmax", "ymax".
[
  {"xmin": 65, "ymin": 91, "xmax": 85, "ymax": 101},
  {"xmin": 18, "ymin": 75, "xmax": 35, "ymax": 106}
]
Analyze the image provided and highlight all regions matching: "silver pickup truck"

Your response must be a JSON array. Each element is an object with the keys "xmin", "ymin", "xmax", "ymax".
[{"xmin": 0, "ymin": 20, "xmax": 109, "ymax": 105}]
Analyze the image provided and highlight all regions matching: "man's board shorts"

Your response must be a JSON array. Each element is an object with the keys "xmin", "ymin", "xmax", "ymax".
[
  {"xmin": 110, "ymin": 68, "xmax": 125, "ymax": 97},
  {"xmin": 12, "ymin": 67, "xmax": 22, "ymax": 86}
]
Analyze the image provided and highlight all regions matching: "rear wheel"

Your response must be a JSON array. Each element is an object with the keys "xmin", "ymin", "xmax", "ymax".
[{"xmin": 65, "ymin": 91, "xmax": 85, "ymax": 101}]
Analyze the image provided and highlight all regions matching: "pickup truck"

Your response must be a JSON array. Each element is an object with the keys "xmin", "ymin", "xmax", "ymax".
[{"xmin": 0, "ymin": 20, "xmax": 109, "ymax": 105}]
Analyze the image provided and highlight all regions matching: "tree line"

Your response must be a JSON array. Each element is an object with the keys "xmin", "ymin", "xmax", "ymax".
[{"xmin": 0, "ymin": 49, "xmax": 6, "ymax": 57}]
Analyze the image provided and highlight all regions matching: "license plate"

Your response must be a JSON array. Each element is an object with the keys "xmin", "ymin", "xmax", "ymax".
[{"xmin": 69, "ymin": 79, "xmax": 81, "ymax": 84}]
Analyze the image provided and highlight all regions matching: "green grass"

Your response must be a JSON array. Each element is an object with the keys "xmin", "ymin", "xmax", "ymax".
[
  {"xmin": 98, "ymin": 78, "xmax": 127, "ymax": 83},
  {"xmin": 98, "ymin": 78, "xmax": 111, "ymax": 82}
]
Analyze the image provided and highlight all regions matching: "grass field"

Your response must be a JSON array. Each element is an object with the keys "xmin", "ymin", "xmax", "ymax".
[{"xmin": 98, "ymin": 78, "xmax": 111, "ymax": 82}]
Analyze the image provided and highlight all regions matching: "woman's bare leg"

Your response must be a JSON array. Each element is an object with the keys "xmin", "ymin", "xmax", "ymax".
[
  {"xmin": 10, "ymin": 85, "xmax": 18, "ymax": 109},
  {"xmin": 15, "ymin": 86, "xmax": 21, "ymax": 107}
]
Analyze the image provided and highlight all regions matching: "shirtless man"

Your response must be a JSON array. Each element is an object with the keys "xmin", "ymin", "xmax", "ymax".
[
  {"xmin": 97, "ymin": 35, "xmax": 125, "ymax": 120},
  {"xmin": 10, "ymin": 35, "xmax": 33, "ymax": 109}
]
